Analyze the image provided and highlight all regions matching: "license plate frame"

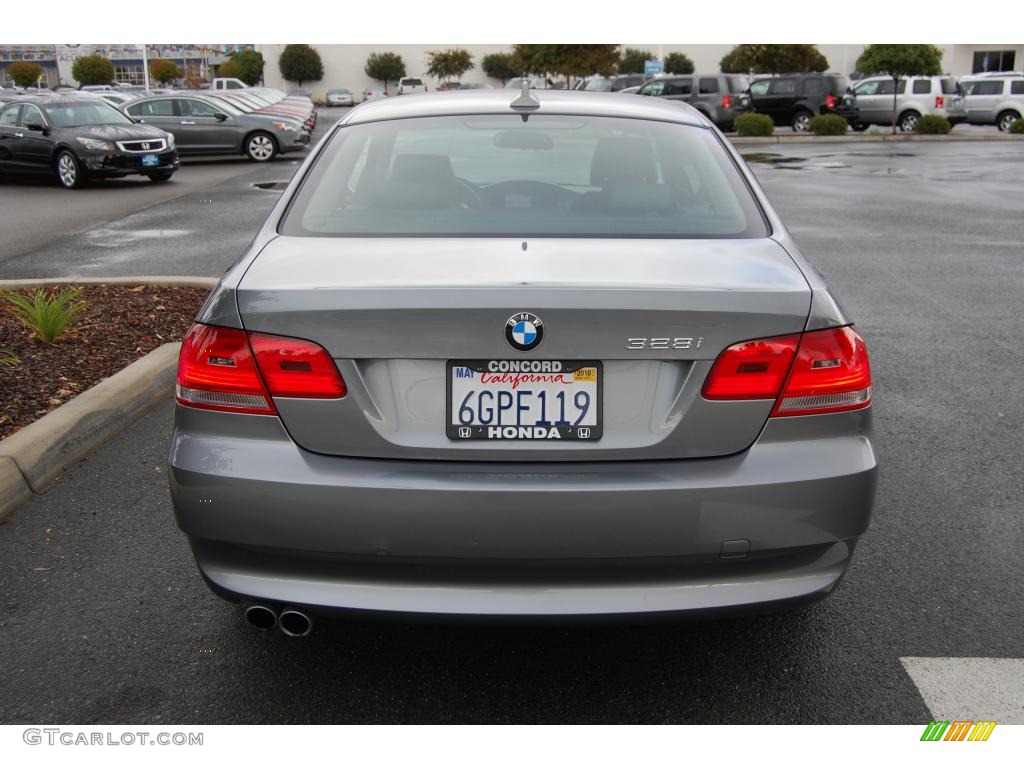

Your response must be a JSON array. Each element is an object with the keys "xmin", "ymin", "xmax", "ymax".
[{"xmin": 446, "ymin": 359, "xmax": 603, "ymax": 441}]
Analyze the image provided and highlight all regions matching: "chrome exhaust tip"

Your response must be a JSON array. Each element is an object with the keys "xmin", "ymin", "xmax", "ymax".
[
  {"xmin": 243, "ymin": 604, "xmax": 278, "ymax": 631},
  {"xmin": 278, "ymin": 607, "xmax": 313, "ymax": 637}
]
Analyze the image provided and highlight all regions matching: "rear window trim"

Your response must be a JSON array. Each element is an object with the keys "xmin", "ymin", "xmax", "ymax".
[{"xmin": 276, "ymin": 111, "xmax": 771, "ymax": 240}]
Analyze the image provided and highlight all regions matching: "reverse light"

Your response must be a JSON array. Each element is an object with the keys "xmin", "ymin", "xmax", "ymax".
[
  {"xmin": 702, "ymin": 326, "xmax": 872, "ymax": 416},
  {"xmin": 176, "ymin": 324, "xmax": 346, "ymax": 415},
  {"xmin": 773, "ymin": 326, "xmax": 871, "ymax": 416}
]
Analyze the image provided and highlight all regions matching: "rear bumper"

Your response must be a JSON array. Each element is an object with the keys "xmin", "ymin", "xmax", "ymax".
[{"xmin": 169, "ymin": 407, "xmax": 877, "ymax": 617}]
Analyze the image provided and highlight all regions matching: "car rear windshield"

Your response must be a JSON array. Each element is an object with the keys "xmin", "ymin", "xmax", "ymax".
[
  {"xmin": 43, "ymin": 102, "xmax": 133, "ymax": 127},
  {"xmin": 402, "ymin": 79, "xmax": 424, "ymax": 86},
  {"xmin": 940, "ymin": 78, "xmax": 959, "ymax": 94},
  {"xmin": 281, "ymin": 114, "xmax": 767, "ymax": 238},
  {"xmin": 726, "ymin": 76, "xmax": 749, "ymax": 93}
]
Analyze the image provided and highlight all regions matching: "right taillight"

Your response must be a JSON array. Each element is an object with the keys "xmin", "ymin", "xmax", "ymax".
[
  {"xmin": 176, "ymin": 323, "xmax": 346, "ymax": 415},
  {"xmin": 722, "ymin": 94, "xmax": 732, "ymax": 109},
  {"xmin": 703, "ymin": 326, "xmax": 871, "ymax": 417},
  {"xmin": 935, "ymin": 95, "xmax": 944, "ymax": 108},
  {"xmin": 773, "ymin": 326, "xmax": 871, "ymax": 416}
]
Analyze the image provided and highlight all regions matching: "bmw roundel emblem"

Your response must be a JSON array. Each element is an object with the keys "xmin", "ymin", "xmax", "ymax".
[{"xmin": 505, "ymin": 312, "xmax": 544, "ymax": 352}]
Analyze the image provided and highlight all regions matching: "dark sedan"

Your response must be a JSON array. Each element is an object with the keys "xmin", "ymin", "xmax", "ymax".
[{"xmin": 0, "ymin": 96, "xmax": 178, "ymax": 188}]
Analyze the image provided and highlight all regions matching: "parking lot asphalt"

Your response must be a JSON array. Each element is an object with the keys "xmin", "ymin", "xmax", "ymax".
[{"xmin": 1, "ymin": 138, "xmax": 1022, "ymax": 724}]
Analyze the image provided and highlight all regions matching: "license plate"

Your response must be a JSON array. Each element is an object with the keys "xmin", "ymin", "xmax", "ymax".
[
  {"xmin": 447, "ymin": 360, "xmax": 602, "ymax": 441},
  {"xmin": 141, "ymin": 154, "xmax": 159, "ymax": 167}
]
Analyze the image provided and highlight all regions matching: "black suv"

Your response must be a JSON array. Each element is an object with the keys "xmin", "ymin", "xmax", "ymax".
[
  {"xmin": 738, "ymin": 74, "xmax": 858, "ymax": 132},
  {"xmin": 0, "ymin": 96, "xmax": 178, "ymax": 189}
]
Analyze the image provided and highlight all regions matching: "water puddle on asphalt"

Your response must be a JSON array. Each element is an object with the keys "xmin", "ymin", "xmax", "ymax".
[
  {"xmin": 84, "ymin": 228, "xmax": 192, "ymax": 247},
  {"xmin": 742, "ymin": 152, "xmax": 849, "ymax": 170},
  {"xmin": 251, "ymin": 181, "xmax": 289, "ymax": 191}
]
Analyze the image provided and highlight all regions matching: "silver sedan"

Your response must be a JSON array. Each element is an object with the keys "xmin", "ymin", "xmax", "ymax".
[{"xmin": 168, "ymin": 89, "xmax": 876, "ymax": 635}]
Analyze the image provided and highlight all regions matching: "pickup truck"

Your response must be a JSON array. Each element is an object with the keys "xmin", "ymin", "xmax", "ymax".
[{"xmin": 210, "ymin": 77, "xmax": 249, "ymax": 91}]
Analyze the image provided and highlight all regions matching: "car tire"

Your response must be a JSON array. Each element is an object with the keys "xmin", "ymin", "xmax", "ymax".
[
  {"xmin": 244, "ymin": 132, "xmax": 277, "ymax": 162},
  {"xmin": 850, "ymin": 121, "xmax": 869, "ymax": 132},
  {"xmin": 147, "ymin": 171, "xmax": 174, "ymax": 182},
  {"xmin": 997, "ymin": 110, "xmax": 1021, "ymax": 132},
  {"xmin": 55, "ymin": 150, "xmax": 86, "ymax": 189},
  {"xmin": 899, "ymin": 111, "xmax": 921, "ymax": 133},
  {"xmin": 791, "ymin": 111, "xmax": 813, "ymax": 133}
]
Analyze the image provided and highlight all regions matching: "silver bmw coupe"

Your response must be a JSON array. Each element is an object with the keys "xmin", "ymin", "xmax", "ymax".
[{"xmin": 168, "ymin": 88, "xmax": 876, "ymax": 635}]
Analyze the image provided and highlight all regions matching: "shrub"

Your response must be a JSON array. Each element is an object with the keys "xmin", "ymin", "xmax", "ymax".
[
  {"xmin": 481, "ymin": 52, "xmax": 517, "ymax": 82},
  {"xmin": 663, "ymin": 52, "xmax": 694, "ymax": 75},
  {"xmin": 1008, "ymin": 118, "xmax": 1024, "ymax": 134},
  {"xmin": 2, "ymin": 287, "xmax": 86, "ymax": 343},
  {"xmin": 149, "ymin": 58, "xmax": 181, "ymax": 86},
  {"xmin": 279, "ymin": 44, "xmax": 324, "ymax": 87},
  {"xmin": 734, "ymin": 113, "xmax": 774, "ymax": 137},
  {"xmin": 915, "ymin": 115, "xmax": 951, "ymax": 134},
  {"xmin": 7, "ymin": 61, "xmax": 44, "ymax": 88},
  {"xmin": 810, "ymin": 114, "xmax": 849, "ymax": 135},
  {"xmin": 0, "ymin": 347, "xmax": 18, "ymax": 367},
  {"xmin": 72, "ymin": 54, "xmax": 114, "ymax": 86}
]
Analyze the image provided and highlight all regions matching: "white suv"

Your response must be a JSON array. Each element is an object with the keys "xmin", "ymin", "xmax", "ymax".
[
  {"xmin": 961, "ymin": 75, "xmax": 1024, "ymax": 131},
  {"xmin": 851, "ymin": 75, "xmax": 966, "ymax": 132},
  {"xmin": 397, "ymin": 77, "xmax": 427, "ymax": 95}
]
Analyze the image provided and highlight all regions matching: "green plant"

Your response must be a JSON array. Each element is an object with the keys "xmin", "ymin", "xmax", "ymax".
[
  {"xmin": 481, "ymin": 52, "xmax": 518, "ymax": 82},
  {"xmin": 734, "ymin": 113, "xmax": 774, "ymax": 136},
  {"xmin": 720, "ymin": 44, "xmax": 828, "ymax": 74},
  {"xmin": 7, "ymin": 60, "xmax": 44, "ymax": 87},
  {"xmin": 3, "ymin": 287, "xmax": 86, "ymax": 343},
  {"xmin": 426, "ymin": 49, "xmax": 474, "ymax": 82},
  {"xmin": 364, "ymin": 52, "xmax": 406, "ymax": 92},
  {"xmin": 914, "ymin": 114, "xmax": 951, "ymax": 134},
  {"xmin": 810, "ymin": 114, "xmax": 849, "ymax": 135},
  {"xmin": 0, "ymin": 346, "xmax": 18, "ymax": 367},
  {"xmin": 1010, "ymin": 118, "xmax": 1024, "ymax": 134},
  {"xmin": 512, "ymin": 44, "xmax": 619, "ymax": 87},
  {"xmin": 148, "ymin": 58, "xmax": 181, "ymax": 85},
  {"xmin": 279, "ymin": 44, "xmax": 324, "ymax": 87},
  {"xmin": 228, "ymin": 50, "xmax": 265, "ymax": 86},
  {"xmin": 72, "ymin": 54, "xmax": 115, "ymax": 85},
  {"xmin": 663, "ymin": 52, "xmax": 694, "ymax": 75},
  {"xmin": 619, "ymin": 48, "xmax": 654, "ymax": 75}
]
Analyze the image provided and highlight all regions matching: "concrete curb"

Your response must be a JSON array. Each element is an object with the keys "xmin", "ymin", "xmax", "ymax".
[
  {"xmin": 0, "ymin": 276, "xmax": 218, "ymax": 290},
  {"xmin": 0, "ymin": 276, "xmax": 214, "ymax": 521},
  {"xmin": 0, "ymin": 343, "xmax": 181, "ymax": 520},
  {"xmin": 728, "ymin": 133, "xmax": 1024, "ymax": 145}
]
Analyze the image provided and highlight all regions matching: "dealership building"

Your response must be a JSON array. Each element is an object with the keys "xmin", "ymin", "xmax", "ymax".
[{"xmin": 3, "ymin": 43, "xmax": 1021, "ymax": 97}]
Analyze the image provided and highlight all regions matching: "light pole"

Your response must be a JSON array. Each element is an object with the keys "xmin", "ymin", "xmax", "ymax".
[{"xmin": 141, "ymin": 43, "xmax": 150, "ymax": 90}]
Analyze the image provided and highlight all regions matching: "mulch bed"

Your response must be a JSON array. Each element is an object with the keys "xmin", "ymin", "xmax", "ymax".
[{"xmin": 0, "ymin": 284, "xmax": 209, "ymax": 441}]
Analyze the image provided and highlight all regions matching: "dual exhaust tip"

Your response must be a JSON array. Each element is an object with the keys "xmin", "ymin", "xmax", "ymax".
[{"xmin": 243, "ymin": 604, "xmax": 313, "ymax": 637}]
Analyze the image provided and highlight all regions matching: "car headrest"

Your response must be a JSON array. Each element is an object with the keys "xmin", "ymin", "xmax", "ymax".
[
  {"xmin": 391, "ymin": 154, "xmax": 454, "ymax": 183},
  {"xmin": 590, "ymin": 137, "xmax": 658, "ymax": 186}
]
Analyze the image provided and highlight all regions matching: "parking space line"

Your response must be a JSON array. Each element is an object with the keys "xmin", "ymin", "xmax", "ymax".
[{"xmin": 900, "ymin": 657, "xmax": 1024, "ymax": 724}]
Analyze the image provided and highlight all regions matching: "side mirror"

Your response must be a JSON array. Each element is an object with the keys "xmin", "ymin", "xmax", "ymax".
[
  {"xmin": 214, "ymin": 113, "xmax": 228, "ymax": 122},
  {"xmin": 25, "ymin": 122, "xmax": 48, "ymax": 135}
]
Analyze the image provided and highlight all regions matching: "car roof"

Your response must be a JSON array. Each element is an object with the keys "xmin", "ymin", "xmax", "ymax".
[
  {"xmin": 342, "ymin": 89, "xmax": 708, "ymax": 127},
  {"xmin": 3, "ymin": 95, "xmax": 106, "ymax": 107}
]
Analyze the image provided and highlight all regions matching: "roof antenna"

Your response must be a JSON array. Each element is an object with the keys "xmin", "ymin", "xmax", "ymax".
[{"xmin": 510, "ymin": 78, "xmax": 540, "ymax": 109}]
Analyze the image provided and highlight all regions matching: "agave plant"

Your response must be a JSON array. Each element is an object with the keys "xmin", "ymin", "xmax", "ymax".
[{"xmin": 2, "ymin": 286, "xmax": 87, "ymax": 343}]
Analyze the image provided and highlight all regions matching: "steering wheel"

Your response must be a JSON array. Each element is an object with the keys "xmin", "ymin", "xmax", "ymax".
[{"xmin": 451, "ymin": 177, "xmax": 483, "ymax": 209}]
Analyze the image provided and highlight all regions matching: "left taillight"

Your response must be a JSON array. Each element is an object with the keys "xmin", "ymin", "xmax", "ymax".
[{"xmin": 176, "ymin": 324, "xmax": 346, "ymax": 415}]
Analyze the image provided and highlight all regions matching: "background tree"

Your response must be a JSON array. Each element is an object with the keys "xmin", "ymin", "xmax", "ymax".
[
  {"xmin": 7, "ymin": 61, "xmax": 43, "ymax": 88},
  {"xmin": 512, "ymin": 44, "xmax": 619, "ymax": 87},
  {"xmin": 217, "ymin": 59, "xmax": 246, "ymax": 81},
  {"xmin": 663, "ymin": 52, "xmax": 695, "ymax": 75},
  {"xmin": 227, "ymin": 49, "xmax": 265, "ymax": 86},
  {"xmin": 71, "ymin": 54, "xmax": 114, "ymax": 86},
  {"xmin": 426, "ymin": 49, "xmax": 473, "ymax": 83},
  {"xmin": 719, "ymin": 44, "xmax": 828, "ymax": 74},
  {"xmin": 148, "ymin": 59, "xmax": 180, "ymax": 86},
  {"xmin": 618, "ymin": 48, "xmax": 653, "ymax": 75},
  {"xmin": 364, "ymin": 52, "xmax": 406, "ymax": 93},
  {"xmin": 481, "ymin": 52, "xmax": 518, "ymax": 83},
  {"xmin": 856, "ymin": 44, "xmax": 943, "ymax": 134},
  {"xmin": 278, "ymin": 44, "xmax": 324, "ymax": 87}
]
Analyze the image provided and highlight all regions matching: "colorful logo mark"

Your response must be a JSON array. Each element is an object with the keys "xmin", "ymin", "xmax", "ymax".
[{"xmin": 920, "ymin": 721, "xmax": 997, "ymax": 741}]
